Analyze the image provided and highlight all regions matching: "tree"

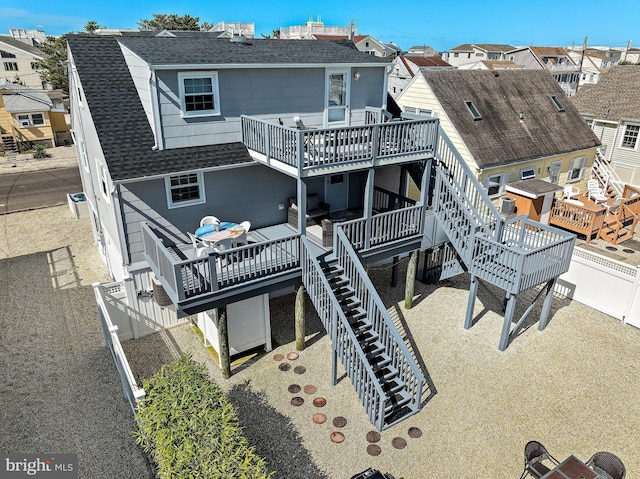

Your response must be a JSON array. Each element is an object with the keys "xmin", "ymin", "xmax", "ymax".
[
  {"xmin": 34, "ymin": 35, "xmax": 69, "ymax": 92},
  {"xmin": 137, "ymin": 14, "xmax": 213, "ymax": 31},
  {"xmin": 84, "ymin": 21, "xmax": 102, "ymax": 34}
]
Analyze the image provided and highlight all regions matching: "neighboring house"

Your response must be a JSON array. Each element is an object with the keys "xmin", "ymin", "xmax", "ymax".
[
  {"xmin": 209, "ymin": 22, "xmax": 255, "ymax": 38},
  {"xmin": 0, "ymin": 82, "xmax": 70, "ymax": 152},
  {"xmin": 0, "ymin": 35, "xmax": 48, "ymax": 89},
  {"xmin": 279, "ymin": 17, "xmax": 355, "ymax": 39},
  {"xmin": 621, "ymin": 47, "xmax": 640, "ymax": 64},
  {"xmin": 567, "ymin": 50, "xmax": 616, "ymax": 87},
  {"xmin": 441, "ymin": 43, "xmax": 514, "ymax": 67},
  {"xmin": 457, "ymin": 60, "xmax": 524, "ymax": 71},
  {"xmin": 506, "ymin": 46, "xmax": 579, "ymax": 96},
  {"xmin": 388, "ymin": 55, "xmax": 453, "ymax": 98},
  {"xmin": 69, "ymin": 32, "xmax": 576, "ymax": 430},
  {"xmin": 571, "ymin": 66, "xmax": 640, "ymax": 186},
  {"xmin": 406, "ymin": 45, "xmax": 437, "ymax": 57},
  {"xmin": 6, "ymin": 28, "xmax": 47, "ymax": 46},
  {"xmin": 395, "ymin": 69, "xmax": 601, "ymax": 202},
  {"xmin": 311, "ymin": 34, "xmax": 400, "ymax": 58}
]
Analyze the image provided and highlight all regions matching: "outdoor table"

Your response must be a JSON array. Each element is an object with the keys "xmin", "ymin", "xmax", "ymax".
[
  {"xmin": 541, "ymin": 455, "xmax": 600, "ymax": 479},
  {"xmin": 198, "ymin": 223, "xmax": 245, "ymax": 249}
]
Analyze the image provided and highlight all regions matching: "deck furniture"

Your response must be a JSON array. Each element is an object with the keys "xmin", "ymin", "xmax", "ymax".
[
  {"xmin": 198, "ymin": 224, "xmax": 246, "ymax": 251},
  {"xmin": 200, "ymin": 215, "xmax": 220, "ymax": 228},
  {"xmin": 539, "ymin": 455, "xmax": 600, "ymax": 479},
  {"xmin": 563, "ymin": 184, "xmax": 580, "ymax": 200},
  {"xmin": 233, "ymin": 220, "xmax": 251, "ymax": 247},
  {"xmin": 520, "ymin": 440, "xmax": 559, "ymax": 479},
  {"xmin": 586, "ymin": 451, "xmax": 626, "ymax": 479},
  {"xmin": 587, "ymin": 179, "xmax": 608, "ymax": 204},
  {"xmin": 321, "ymin": 210, "xmax": 359, "ymax": 247},
  {"xmin": 288, "ymin": 194, "xmax": 330, "ymax": 227}
]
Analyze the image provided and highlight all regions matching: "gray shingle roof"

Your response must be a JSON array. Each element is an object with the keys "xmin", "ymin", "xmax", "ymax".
[
  {"xmin": 420, "ymin": 69, "xmax": 600, "ymax": 168},
  {"xmin": 0, "ymin": 36, "xmax": 43, "ymax": 57},
  {"xmin": 117, "ymin": 34, "xmax": 391, "ymax": 66},
  {"xmin": 571, "ymin": 65, "xmax": 640, "ymax": 121},
  {"xmin": 67, "ymin": 34, "xmax": 254, "ymax": 181}
]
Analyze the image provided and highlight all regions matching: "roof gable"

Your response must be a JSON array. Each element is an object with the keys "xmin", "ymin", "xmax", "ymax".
[{"xmin": 420, "ymin": 70, "xmax": 600, "ymax": 168}]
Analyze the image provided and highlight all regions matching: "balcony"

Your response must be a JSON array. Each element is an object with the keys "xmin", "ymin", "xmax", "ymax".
[{"xmin": 241, "ymin": 115, "xmax": 438, "ymax": 177}]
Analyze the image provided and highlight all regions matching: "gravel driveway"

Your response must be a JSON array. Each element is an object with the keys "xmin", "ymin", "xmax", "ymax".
[{"xmin": 0, "ymin": 205, "xmax": 152, "ymax": 478}]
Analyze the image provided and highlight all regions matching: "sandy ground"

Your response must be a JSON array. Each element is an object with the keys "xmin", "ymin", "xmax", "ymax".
[
  {"xmin": 124, "ymin": 257, "xmax": 640, "ymax": 479},
  {"xmin": 0, "ymin": 145, "xmax": 79, "ymax": 174},
  {"xmin": 0, "ymin": 205, "xmax": 153, "ymax": 479}
]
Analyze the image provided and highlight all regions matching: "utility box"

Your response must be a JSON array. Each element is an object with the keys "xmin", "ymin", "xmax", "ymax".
[{"xmin": 67, "ymin": 192, "xmax": 88, "ymax": 219}]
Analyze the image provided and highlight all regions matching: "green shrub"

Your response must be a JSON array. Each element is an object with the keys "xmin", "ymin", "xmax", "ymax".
[
  {"xmin": 32, "ymin": 144, "xmax": 50, "ymax": 159},
  {"xmin": 134, "ymin": 354, "xmax": 272, "ymax": 479}
]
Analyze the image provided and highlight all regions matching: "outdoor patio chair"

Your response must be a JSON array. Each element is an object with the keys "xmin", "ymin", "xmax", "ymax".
[
  {"xmin": 519, "ymin": 440, "xmax": 559, "ymax": 479},
  {"xmin": 232, "ymin": 221, "xmax": 251, "ymax": 247},
  {"xmin": 188, "ymin": 232, "xmax": 214, "ymax": 258},
  {"xmin": 200, "ymin": 216, "xmax": 220, "ymax": 228},
  {"xmin": 563, "ymin": 184, "xmax": 580, "ymax": 200},
  {"xmin": 587, "ymin": 179, "xmax": 608, "ymax": 203},
  {"xmin": 606, "ymin": 198, "xmax": 623, "ymax": 215},
  {"xmin": 586, "ymin": 451, "xmax": 626, "ymax": 479}
]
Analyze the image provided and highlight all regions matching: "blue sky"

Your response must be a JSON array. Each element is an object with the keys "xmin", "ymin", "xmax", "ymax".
[{"xmin": 1, "ymin": 1, "xmax": 637, "ymax": 52}]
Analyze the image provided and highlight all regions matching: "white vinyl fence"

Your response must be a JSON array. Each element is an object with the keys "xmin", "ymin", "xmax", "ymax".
[{"xmin": 557, "ymin": 247, "xmax": 640, "ymax": 328}]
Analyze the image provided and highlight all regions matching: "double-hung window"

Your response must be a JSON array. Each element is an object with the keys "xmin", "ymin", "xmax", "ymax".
[
  {"xmin": 17, "ymin": 113, "xmax": 45, "ymax": 127},
  {"xmin": 178, "ymin": 72, "xmax": 220, "ymax": 117},
  {"xmin": 483, "ymin": 173, "xmax": 508, "ymax": 197},
  {"xmin": 567, "ymin": 156, "xmax": 587, "ymax": 182},
  {"xmin": 165, "ymin": 173, "xmax": 205, "ymax": 208},
  {"xmin": 621, "ymin": 124, "xmax": 640, "ymax": 150}
]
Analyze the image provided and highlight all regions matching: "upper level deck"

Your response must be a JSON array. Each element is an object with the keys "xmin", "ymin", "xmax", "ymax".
[{"xmin": 241, "ymin": 115, "xmax": 438, "ymax": 178}]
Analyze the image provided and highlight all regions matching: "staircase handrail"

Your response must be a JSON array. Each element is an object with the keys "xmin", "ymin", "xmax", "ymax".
[
  {"xmin": 593, "ymin": 147, "xmax": 624, "ymax": 197},
  {"xmin": 434, "ymin": 126, "xmax": 504, "ymax": 240},
  {"xmin": 300, "ymin": 237, "xmax": 388, "ymax": 429},
  {"xmin": 334, "ymin": 226, "xmax": 425, "ymax": 410}
]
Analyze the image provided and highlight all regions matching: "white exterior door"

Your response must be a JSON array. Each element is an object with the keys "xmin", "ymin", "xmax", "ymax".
[{"xmin": 325, "ymin": 69, "xmax": 350, "ymax": 127}]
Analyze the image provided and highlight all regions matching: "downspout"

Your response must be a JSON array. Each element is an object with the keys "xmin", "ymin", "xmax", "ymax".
[
  {"xmin": 113, "ymin": 183, "xmax": 131, "ymax": 268},
  {"xmin": 149, "ymin": 69, "xmax": 164, "ymax": 150}
]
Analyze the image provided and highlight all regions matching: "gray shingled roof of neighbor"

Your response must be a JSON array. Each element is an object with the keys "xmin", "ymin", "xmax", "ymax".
[
  {"xmin": 0, "ymin": 36, "xmax": 44, "ymax": 56},
  {"xmin": 67, "ymin": 33, "xmax": 389, "ymax": 181},
  {"xmin": 571, "ymin": 65, "xmax": 640, "ymax": 121},
  {"xmin": 420, "ymin": 69, "xmax": 601, "ymax": 168},
  {"xmin": 116, "ymin": 35, "xmax": 391, "ymax": 66},
  {"xmin": 2, "ymin": 92, "xmax": 52, "ymax": 112}
]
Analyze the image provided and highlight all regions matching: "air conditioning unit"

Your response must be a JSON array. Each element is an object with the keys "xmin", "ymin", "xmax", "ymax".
[
  {"xmin": 501, "ymin": 196, "xmax": 516, "ymax": 215},
  {"xmin": 151, "ymin": 273, "xmax": 173, "ymax": 307}
]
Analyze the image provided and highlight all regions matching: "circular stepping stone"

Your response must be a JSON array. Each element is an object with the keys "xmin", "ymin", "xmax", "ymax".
[
  {"xmin": 287, "ymin": 352, "xmax": 299, "ymax": 360},
  {"xmin": 408, "ymin": 427, "xmax": 422, "ymax": 439},
  {"xmin": 273, "ymin": 353, "xmax": 284, "ymax": 361},
  {"xmin": 392, "ymin": 437, "xmax": 407, "ymax": 449},
  {"xmin": 330, "ymin": 431, "xmax": 345, "ymax": 443},
  {"xmin": 288, "ymin": 384, "xmax": 301, "ymax": 394},
  {"xmin": 279, "ymin": 362, "xmax": 291, "ymax": 372},
  {"xmin": 366, "ymin": 431, "xmax": 381, "ymax": 443},
  {"xmin": 333, "ymin": 416, "xmax": 347, "ymax": 428},
  {"xmin": 294, "ymin": 365, "xmax": 306, "ymax": 374},
  {"xmin": 313, "ymin": 397, "xmax": 327, "ymax": 407},
  {"xmin": 313, "ymin": 413, "xmax": 327, "ymax": 424},
  {"xmin": 367, "ymin": 444, "xmax": 381, "ymax": 456},
  {"xmin": 303, "ymin": 384, "xmax": 317, "ymax": 395},
  {"xmin": 291, "ymin": 397, "xmax": 304, "ymax": 406}
]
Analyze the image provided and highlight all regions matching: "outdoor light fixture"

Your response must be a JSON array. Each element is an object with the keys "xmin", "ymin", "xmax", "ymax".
[{"xmin": 353, "ymin": 71, "xmax": 361, "ymax": 81}]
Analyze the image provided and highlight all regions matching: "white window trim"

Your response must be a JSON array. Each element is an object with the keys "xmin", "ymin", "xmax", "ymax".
[
  {"xmin": 16, "ymin": 112, "xmax": 45, "ymax": 128},
  {"xmin": 325, "ymin": 68, "xmax": 350, "ymax": 127},
  {"xmin": 97, "ymin": 161, "xmax": 111, "ymax": 204},
  {"xmin": 520, "ymin": 167, "xmax": 536, "ymax": 180},
  {"xmin": 619, "ymin": 123, "xmax": 640, "ymax": 151},
  {"xmin": 483, "ymin": 173, "xmax": 509, "ymax": 198},
  {"xmin": 567, "ymin": 156, "xmax": 587, "ymax": 183},
  {"xmin": 165, "ymin": 172, "xmax": 206, "ymax": 209},
  {"xmin": 178, "ymin": 71, "xmax": 220, "ymax": 118}
]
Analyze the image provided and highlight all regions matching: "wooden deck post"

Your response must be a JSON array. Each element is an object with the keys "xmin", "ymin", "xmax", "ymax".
[
  {"xmin": 499, "ymin": 293, "xmax": 517, "ymax": 351},
  {"xmin": 295, "ymin": 284, "xmax": 306, "ymax": 351},
  {"xmin": 538, "ymin": 278, "xmax": 557, "ymax": 331},
  {"xmin": 465, "ymin": 275, "xmax": 478, "ymax": 329},
  {"xmin": 404, "ymin": 250, "xmax": 418, "ymax": 309},
  {"xmin": 218, "ymin": 306, "xmax": 231, "ymax": 379}
]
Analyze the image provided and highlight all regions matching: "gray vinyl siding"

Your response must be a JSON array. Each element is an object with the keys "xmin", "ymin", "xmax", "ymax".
[
  {"xmin": 120, "ymin": 164, "xmax": 296, "ymax": 263},
  {"xmin": 156, "ymin": 66, "xmax": 387, "ymax": 149},
  {"xmin": 120, "ymin": 46, "xmax": 154, "ymax": 132}
]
